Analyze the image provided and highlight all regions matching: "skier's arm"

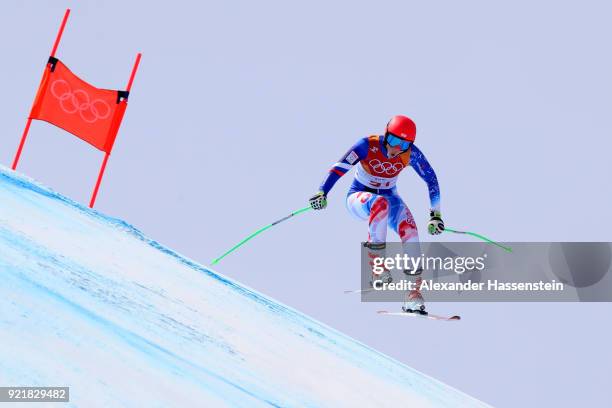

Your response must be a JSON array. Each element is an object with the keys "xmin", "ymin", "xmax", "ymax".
[
  {"xmin": 309, "ymin": 138, "xmax": 368, "ymax": 210},
  {"xmin": 409, "ymin": 145, "xmax": 441, "ymax": 213},
  {"xmin": 318, "ymin": 138, "xmax": 368, "ymax": 195}
]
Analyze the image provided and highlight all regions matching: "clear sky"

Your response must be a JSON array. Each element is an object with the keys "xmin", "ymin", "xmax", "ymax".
[{"xmin": 2, "ymin": 1, "xmax": 611, "ymax": 407}]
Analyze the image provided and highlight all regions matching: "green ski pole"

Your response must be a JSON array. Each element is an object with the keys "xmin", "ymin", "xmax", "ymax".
[
  {"xmin": 444, "ymin": 227, "xmax": 512, "ymax": 253},
  {"xmin": 211, "ymin": 205, "xmax": 312, "ymax": 265}
]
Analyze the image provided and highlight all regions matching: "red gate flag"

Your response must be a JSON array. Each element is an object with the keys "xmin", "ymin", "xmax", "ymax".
[
  {"xmin": 11, "ymin": 8, "xmax": 141, "ymax": 208},
  {"xmin": 29, "ymin": 57, "xmax": 128, "ymax": 154}
]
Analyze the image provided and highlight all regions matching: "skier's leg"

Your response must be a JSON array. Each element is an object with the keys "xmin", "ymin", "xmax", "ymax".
[
  {"xmin": 346, "ymin": 192, "xmax": 389, "ymax": 243},
  {"xmin": 346, "ymin": 192, "xmax": 392, "ymax": 284},
  {"xmin": 388, "ymin": 196, "xmax": 426, "ymax": 314},
  {"xmin": 387, "ymin": 195, "xmax": 419, "ymax": 250}
]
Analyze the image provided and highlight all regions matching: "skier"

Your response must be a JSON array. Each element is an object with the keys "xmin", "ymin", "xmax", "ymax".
[{"xmin": 309, "ymin": 115, "xmax": 444, "ymax": 314}]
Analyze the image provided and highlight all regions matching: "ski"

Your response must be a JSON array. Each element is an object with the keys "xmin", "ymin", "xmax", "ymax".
[
  {"xmin": 377, "ymin": 310, "xmax": 461, "ymax": 321},
  {"xmin": 343, "ymin": 288, "xmax": 377, "ymax": 294}
]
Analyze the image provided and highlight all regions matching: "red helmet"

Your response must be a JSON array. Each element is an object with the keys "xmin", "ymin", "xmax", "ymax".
[{"xmin": 386, "ymin": 115, "xmax": 416, "ymax": 142}]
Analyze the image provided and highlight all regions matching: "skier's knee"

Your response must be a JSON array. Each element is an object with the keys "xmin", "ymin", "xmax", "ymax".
[
  {"xmin": 399, "ymin": 218, "xmax": 418, "ymax": 241},
  {"xmin": 370, "ymin": 196, "xmax": 389, "ymax": 218}
]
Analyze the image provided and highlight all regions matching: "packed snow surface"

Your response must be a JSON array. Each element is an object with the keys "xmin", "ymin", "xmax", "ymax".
[{"xmin": 0, "ymin": 166, "xmax": 489, "ymax": 407}]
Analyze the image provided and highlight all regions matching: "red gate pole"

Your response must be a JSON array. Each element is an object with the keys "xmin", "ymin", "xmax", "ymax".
[
  {"xmin": 11, "ymin": 119, "xmax": 33, "ymax": 170},
  {"xmin": 89, "ymin": 152, "xmax": 110, "ymax": 208},
  {"xmin": 12, "ymin": 8, "xmax": 71, "ymax": 170},
  {"xmin": 125, "ymin": 53, "xmax": 142, "ymax": 93},
  {"xmin": 88, "ymin": 52, "xmax": 141, "ymax": 208}
]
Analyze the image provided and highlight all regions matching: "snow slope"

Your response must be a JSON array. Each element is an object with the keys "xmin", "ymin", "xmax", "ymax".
[{"xmin": 0, "ymin": 165, "xmax": 489, "ymax": 407}]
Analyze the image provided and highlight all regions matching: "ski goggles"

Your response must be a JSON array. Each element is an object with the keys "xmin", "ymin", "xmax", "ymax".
[{"xmin": 386, "ymin": 134, "xmax": 412, "ymax": 150}]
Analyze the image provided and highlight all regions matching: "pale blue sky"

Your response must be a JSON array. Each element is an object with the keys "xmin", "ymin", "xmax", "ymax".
[{"xmin": 2, "ymin": 1, "xmax": 611, "ymax": 406}]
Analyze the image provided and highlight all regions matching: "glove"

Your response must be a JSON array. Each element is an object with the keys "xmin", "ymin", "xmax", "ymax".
[
  {"xmin": 427, "ymin": 210, "xmax": 444, "ymax": 235},
  {"xmin": 309, "ymin": 191, "xmax": 327, "ymax": 210}
]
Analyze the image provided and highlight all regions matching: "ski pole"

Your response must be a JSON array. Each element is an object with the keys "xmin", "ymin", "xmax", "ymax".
[
  {"xmin": 444, "ymin": 227, "xmax": 512, "ymax": 253},
  {"xmin": 211, "ymin": 205, "xmax": 312, "ymax": 265}
]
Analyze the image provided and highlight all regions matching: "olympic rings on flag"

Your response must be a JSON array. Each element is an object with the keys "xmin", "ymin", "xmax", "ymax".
[{"xmin": 50, "ymin": 80, "xmax": 111, "ymax": 123}]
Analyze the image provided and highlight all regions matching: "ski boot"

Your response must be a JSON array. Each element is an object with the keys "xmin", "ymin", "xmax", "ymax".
[
  {"xmin": 364, "ymin": 242, "xmax": 393, "ymax": 286},
  {"xmin": 402, "ymin": 276, "xmax": 427, "ymax": 315},
  {"xmin": 372, "ymin": 269, "xmax": 393, "ymax": 286},
  {"xmin": 403, "ymin": 266, "xmax": 423, "ymax": 276}
]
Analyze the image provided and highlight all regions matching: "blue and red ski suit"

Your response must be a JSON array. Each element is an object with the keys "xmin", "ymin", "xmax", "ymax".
[{"xmin": 319, "ymin": 135, "xmax": 441, "ymax": 245}]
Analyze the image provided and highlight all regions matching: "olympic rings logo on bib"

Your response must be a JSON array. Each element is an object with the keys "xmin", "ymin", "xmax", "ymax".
[
  {"xmin": 368, "ymin": 159, "xmax": 403, "ymax": 176},
  {"xmin": 50, "ymin": 80, "xmax": 112, "ymax": 124}
]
